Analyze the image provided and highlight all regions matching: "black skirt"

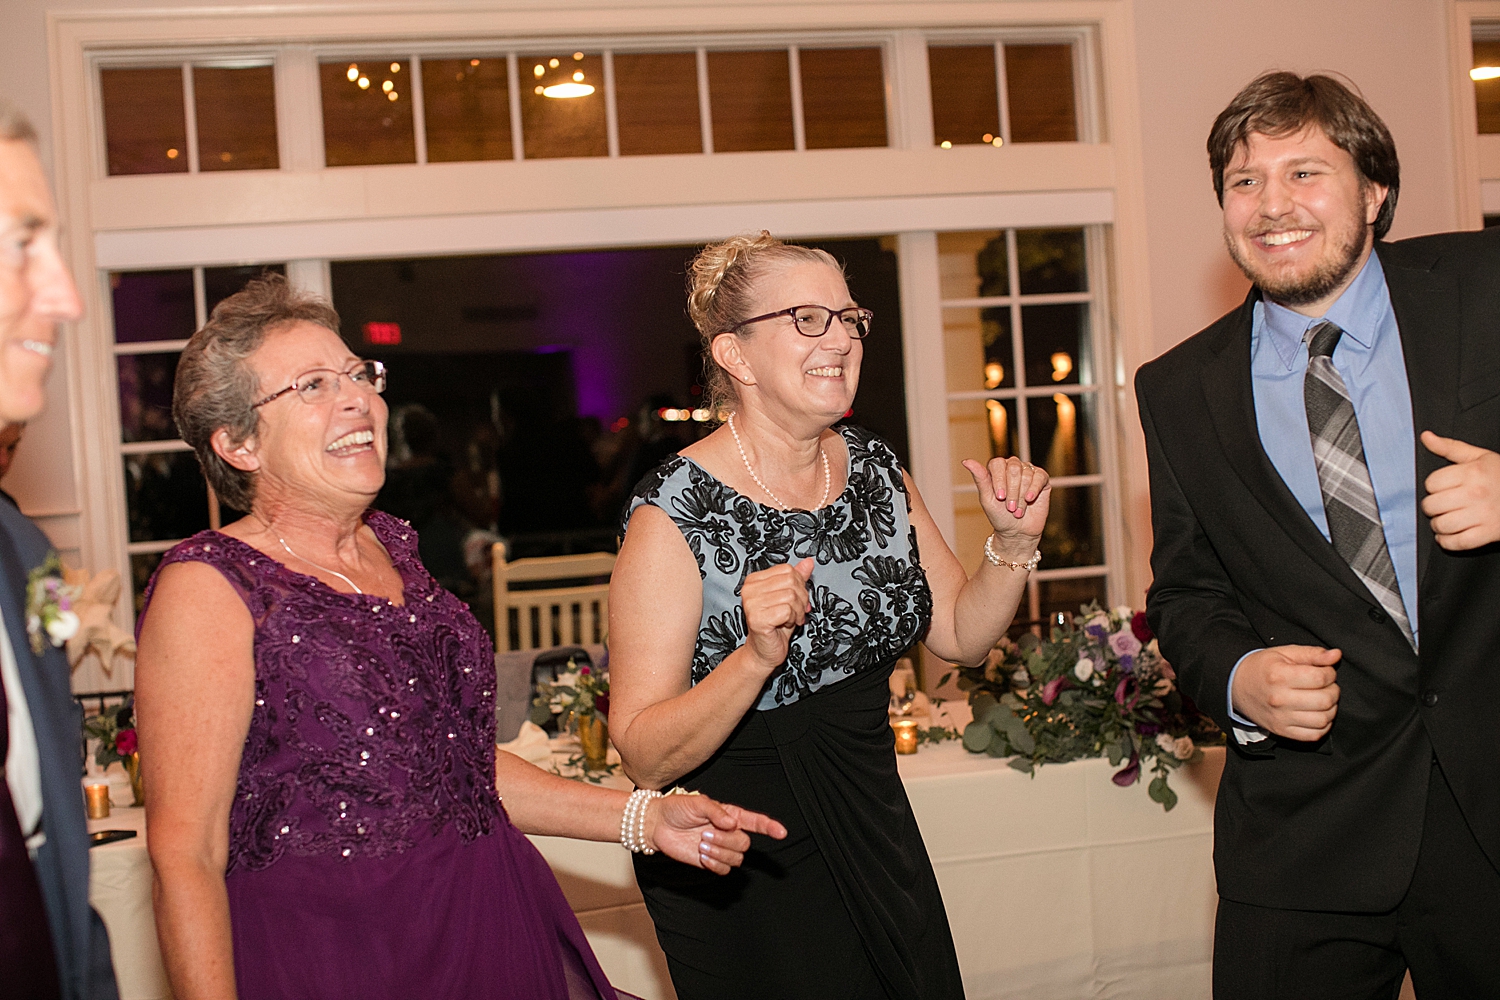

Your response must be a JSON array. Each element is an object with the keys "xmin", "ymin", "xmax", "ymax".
[{"xmin": 633, "ymin": 665, "xmax": 965, "ymax": 1000}]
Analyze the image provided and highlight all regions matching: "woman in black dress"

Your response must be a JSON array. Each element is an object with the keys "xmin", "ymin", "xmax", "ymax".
[{"xmin": 608, "ymin": 233, "xmax": 1050, "ymax": 999}]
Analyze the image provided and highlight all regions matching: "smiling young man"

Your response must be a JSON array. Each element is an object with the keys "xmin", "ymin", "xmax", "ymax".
[{"xmin": 1135, "ymin": 73, "xmax": 1500, "ymax": 997}]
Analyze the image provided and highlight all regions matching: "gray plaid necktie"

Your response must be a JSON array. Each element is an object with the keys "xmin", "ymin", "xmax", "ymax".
[{"xmin": 1304, "ymin": 320, "xmax": 1415, "ymax": 650}]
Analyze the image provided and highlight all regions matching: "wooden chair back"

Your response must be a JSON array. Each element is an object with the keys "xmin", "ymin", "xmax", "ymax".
[{"xmin": 491, "ymin": 542, "xmax": 615, "ymax": 653}]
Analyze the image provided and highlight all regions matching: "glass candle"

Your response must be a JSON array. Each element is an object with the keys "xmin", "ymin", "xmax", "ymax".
[
  {"xmin": 892, "ymin": 719, "xmax": 919, "ymax": 755},
  {"xmin": 84, "ymin": 782, "xmax": 111, "ymax": 820}
]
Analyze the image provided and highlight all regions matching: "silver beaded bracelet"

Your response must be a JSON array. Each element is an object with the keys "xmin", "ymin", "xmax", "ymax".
[
  {"xmin": 621, "ymin": 788, "xmax": 662, "ymax": 854},
  {"xmin": 984, "ymin": 534, "xmax": 1042, "ymax": 572}
]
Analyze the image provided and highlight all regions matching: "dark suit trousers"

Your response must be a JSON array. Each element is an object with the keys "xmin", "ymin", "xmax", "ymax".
[{"xmin": 1213, "ymin": 760, "xmax": 1500, "ymax": 1000}]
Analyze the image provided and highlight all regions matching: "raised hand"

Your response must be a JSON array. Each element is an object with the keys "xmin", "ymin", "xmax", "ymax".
[
  {"xmin": 1231, "ymin": 645, "xmax": 1342, "ymax": 741},
  {"xmin": 645, "ymin": 794, "xmax": 788, "ymax": 874},
  {"xmin": 740, "ymin": 557, "xmax": 815, "ymax": 670},
  {"xmin": 961, "ymin": 456, "xmax": 1051, "ymax": 555},
  {"xmin": 1420, "ymin": 431, "xmax": 1500, "ymax": 550}
]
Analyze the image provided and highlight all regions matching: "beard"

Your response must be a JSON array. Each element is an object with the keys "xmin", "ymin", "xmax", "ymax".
[{"xmin": 1223, "ymin": 214, "xmax": 1370, "ymax": 308}]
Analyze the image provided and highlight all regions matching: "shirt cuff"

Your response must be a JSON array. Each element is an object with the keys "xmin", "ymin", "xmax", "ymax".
[{"xmin": 1227, "ymin": 650, "xmax": 1269, "ymax": 745}]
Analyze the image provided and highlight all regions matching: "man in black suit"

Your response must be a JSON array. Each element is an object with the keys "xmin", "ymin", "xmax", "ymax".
[
  {"xmin": 0, "ymin": 99, "xmax": 118, "ymax": 999},
  {"xmin": 1137, "ymin": 73, "xmax": 1500, "ymax": 998}
]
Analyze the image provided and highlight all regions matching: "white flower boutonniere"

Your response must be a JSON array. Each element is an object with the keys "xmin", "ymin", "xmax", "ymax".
[{"xmin": 26, "ymin": 553, "xmax": 82, "ymax": 655}]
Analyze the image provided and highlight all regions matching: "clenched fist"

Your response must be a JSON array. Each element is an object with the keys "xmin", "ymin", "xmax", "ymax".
[{"xmin": 740, "ymin": 557, "xmax": 815, "ymax": 671}]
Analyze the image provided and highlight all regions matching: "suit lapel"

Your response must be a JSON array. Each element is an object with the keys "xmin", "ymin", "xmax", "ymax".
[
  {"xmin": 1199, "ymin": 291, "xmax": 1378, "ymax": 601},
  {"xmin": 1378, "ymin": 241, "xmax": 1459, "ymax": 589},
  {"xmin": 0, "ymin": 518, "xmax": 40, "ymax": 688}
]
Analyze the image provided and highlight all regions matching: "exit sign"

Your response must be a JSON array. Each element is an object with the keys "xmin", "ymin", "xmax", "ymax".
[{"xmin": 363, "ymin": 321, "xmax": 401, "ymax": 345}]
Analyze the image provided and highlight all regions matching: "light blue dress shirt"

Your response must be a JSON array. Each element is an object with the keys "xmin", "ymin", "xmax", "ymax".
[{"xmin": 1227, "ymin": 252, "xmax": 1419, "ymax": 733}]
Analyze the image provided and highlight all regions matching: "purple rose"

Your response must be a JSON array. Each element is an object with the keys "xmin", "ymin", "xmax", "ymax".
[
  {"xmin": 1109, "ymin": 628, "xmax": 1142, "ymax": 659},
  {"xmin": 115, "ymin": 728, "xmax": 138, "ymax": 756}
]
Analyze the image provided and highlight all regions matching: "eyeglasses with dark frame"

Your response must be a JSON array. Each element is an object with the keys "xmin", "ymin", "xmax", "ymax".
[
  {"xmin": 251, "ymin": 360, "xmax": 388, "ymax": 410},
  {"xmin": 732, "ymin": 305, "xmax": 874, "ymax": 339}
]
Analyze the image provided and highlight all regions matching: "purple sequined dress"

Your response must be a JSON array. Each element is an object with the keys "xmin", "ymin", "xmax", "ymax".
[{"xmin": 142, "ymin": 511, "xmax": 615, "ymax": 1000}]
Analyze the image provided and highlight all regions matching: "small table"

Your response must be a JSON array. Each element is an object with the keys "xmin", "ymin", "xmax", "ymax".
[{"xmin": 87, "ymin": 806, "xmax": 172, "ymax": 1000}]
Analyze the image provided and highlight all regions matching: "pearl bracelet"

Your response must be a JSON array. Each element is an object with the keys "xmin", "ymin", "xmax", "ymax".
[
  {"xmin": 621, "ymin": 788, "xmax": 662, "ymax": 854},
  {"xmin": 984, "ymin": 534, "xmax": 1042, "ymax": 572}
]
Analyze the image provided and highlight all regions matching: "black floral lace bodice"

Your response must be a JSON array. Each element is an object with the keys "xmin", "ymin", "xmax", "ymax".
[
  {"xmin": 142, "ymin": 511, "xmax": 501, "ymax": 875},
  {"xmin": 623, "ymin": 425, "xmax": 932, "ymax": 709}
]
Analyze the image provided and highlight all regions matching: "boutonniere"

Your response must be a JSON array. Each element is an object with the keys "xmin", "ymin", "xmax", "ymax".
[{"xmin": 26, "ymin": 553, "xmax": 82, "ymax": 655}]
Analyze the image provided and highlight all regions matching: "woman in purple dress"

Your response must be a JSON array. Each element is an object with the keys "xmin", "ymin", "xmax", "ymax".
[{"xmin": 134, "ymin": 276, "xmax": 784, "ymax": 1000}]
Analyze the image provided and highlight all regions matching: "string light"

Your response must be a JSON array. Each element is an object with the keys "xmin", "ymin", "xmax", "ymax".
[
  {"xmin": 358, "ymin": 76, "xmax": 370, "ymax": 89},
  {"xmin": 382, "ymin": 80, "xmax": 394, "ymax": 93},
  {"xmin": 346, "ymin": 64, "xmax": 359, "ymax": 82},
  {"xmin": 390, "ymin": 62, "xmax": 401, "ymax": 73}
]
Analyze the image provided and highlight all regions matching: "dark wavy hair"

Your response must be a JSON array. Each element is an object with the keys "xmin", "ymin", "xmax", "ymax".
[{"xmin": 1208, "ymin": 72, "xmax": 1400, "ymax": 239}]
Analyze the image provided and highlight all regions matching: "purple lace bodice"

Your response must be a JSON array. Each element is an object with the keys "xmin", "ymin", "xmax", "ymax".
[{"xmin": 143, "ymin": 511, "xmax": 501, "ymax": 876}]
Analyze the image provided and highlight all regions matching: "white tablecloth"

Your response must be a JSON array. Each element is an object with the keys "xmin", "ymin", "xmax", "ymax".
[{"xmin": 87, "ymin": 745, "xmax": 1228, "ymax": 1000}]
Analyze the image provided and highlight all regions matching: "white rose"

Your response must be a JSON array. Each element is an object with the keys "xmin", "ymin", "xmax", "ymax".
[
  {"xmin": 1073, "ymin": 657, "xmax": 1094, "ymax": 682},
  {"xmin": 46, "ymin": 610, "xmax": 80, "ymax": 645},
  {"xmin": 1173, "ymin": 736, "xmax": 1195, "ymax": 760},
  {"xmin": 1155, "ymin": 732, "xmax": 1176, "ymax": 755}
]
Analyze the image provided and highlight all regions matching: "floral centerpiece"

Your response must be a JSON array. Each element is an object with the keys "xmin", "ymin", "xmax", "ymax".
[
  {"xmin": 26, "ymin": 554, "xmax": 81, "ymax": 655},
  {"xmin": 82, "ymin": 696, "xmax": 144, "ymax": 806},
  {"xmin": 531, "ymin": 656, "xmax": 611, "ymax": 768},
  {"xmin": 944, "ymin": 604, "xmax": 1221, "ymax": 811}
]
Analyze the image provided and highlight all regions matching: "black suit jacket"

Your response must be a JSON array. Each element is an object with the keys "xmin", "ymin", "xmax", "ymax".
[
  {"xmin": 0, "ymin": 498, "xmax": 117, "ymax": 998},
  {"xmin": 1135, "ymin": 229, "xmax": 1500, "ymax": 912}
]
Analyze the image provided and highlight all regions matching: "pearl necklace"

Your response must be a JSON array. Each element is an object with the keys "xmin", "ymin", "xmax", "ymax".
[
  {"xmin": 727, "ymin": 413, "xmax": 831, "ymax": 512},
  {"xmin": 275, "ymin": 534, "xmax": 365, "ymax": 595}
]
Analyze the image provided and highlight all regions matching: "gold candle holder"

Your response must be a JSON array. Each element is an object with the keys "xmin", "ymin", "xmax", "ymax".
[
  {"xmin": 84, "ymin": 782, "xmax": 111, "ymax": 820},
  {"xmin": 892, "ymin": 719, "xmax": 919, "ymax": 755}
]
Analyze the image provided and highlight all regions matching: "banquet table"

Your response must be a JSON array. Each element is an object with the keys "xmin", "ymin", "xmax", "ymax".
[{"xmin": 86, "ymin": 742, "xmax": 1229, "ymax": 1000}]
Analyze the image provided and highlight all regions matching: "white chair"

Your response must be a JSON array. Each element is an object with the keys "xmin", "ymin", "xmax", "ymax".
[{"xmin": 491, "ymin": 542, "xmax": 615, "ymax": 654}]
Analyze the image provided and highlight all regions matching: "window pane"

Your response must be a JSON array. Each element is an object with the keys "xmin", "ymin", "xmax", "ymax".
[
  {"xmin": 938, "ymin": 230, "xmax": 1008, "ymax": 300},
  {"xmin": 1004, "ymin": 44, "xmax": 1078, "ymax": 143},
  {"xmin": 130, "ymin": 551, "xmax": 166, "ymax": 615},
  {"xmin": 928, "ymin": 46, "xmax": 999, "ymax": 147},
  {"xmin": 1040, "ymin": 485, "xmax": 1104, "ymax": 569},
  {"xmin": 204, "ymin": 264, "xmax": 286, "ymax": 318},
  {"xmin": 1020, "ymin": 302, "xmax": 1091, "ymax": 388},
  {"xmin": 110, "ymin": 270, "xmax": 196, "ymax": 344},
  {"xmin": 948, "ymin": 398, "xmax": 1019, "ymax": 486},
  {"xmin": 194, "ymin": 65, "xmax": 279, "ymax": 171},
  {"xmin": 124, "ymin": 451, "xmax": 209, "ymax": 543},
  {"xmin": 321, "ymin": 59, "xmax": 416, "ymax": 166},
  {"xmin": 118, "ymin": 353, "xmax": 180, "ymax": 443},
  {"xmin": 801, "ymin": 47, "xmax": 887, "ymax": 150},
  {"xmin": 1040, "ymin": 575, "xmax": 1108, "ymax": 621},
  {"xmin": 614, "ymin": 52, "xmax": 702, "ymax": 156},
  {"xmin": 1475, "ymin": 39, "xmax": 1500, "ymax": 134},
  {"xmin": 101, "ymin": 67, "xmax": 188, "ymax": 176},
  {"xmin": 520, "ymin": 52, "xmax": 607, "ymax": 160},
  {"xmin": 1016, "ymin": 227, "xmax": 1086, "ymax": 294},
  {"xmin": 707, "ymin": 50, "xmax": 794, "ymax": 153},
  {"xmin": 942, "ymin": 306, "xmax": 1013, "ymax": 394},
  {"xmin": 1027, "ymin": 392, "xmax": 1099, "ymax": 477},
  {"xmin": 423, "ymin": 57, "xmax": 513, "ymax": 162}
]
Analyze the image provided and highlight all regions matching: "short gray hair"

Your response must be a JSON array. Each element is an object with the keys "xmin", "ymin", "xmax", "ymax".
[
  {"xmin": 173, "ymin": 274, "xmax": 341, "ymax": 511},
  {"xmin": 0, "ymin": 100, "xmax": 38, "ymax": 145}
]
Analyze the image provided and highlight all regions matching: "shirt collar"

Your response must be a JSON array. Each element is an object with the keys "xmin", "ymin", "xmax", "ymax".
[{"xmin": 1260, "ymin": 250, "xmax": 1388, "ymax": 371}]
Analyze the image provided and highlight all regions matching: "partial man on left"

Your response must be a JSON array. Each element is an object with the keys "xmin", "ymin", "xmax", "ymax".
[{"xmin": 0, "ymin": 98, "xmax": 119, "ymax": 1000}]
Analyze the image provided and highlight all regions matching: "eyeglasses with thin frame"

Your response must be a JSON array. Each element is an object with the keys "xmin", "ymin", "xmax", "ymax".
[
  {"xmin": 732, "ymin": 305, "xmax": 874, "ymax": 339},
  {"xmin": 251, "ymin": 360, "xmax": 387, "ymax": 410}
]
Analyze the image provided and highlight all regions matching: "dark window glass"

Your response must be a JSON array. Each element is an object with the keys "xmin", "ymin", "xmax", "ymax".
[
  {"xmin": 123, "ymin": 451, "xmax": 209, "ymax": 543},
  {"xmin": 101, "ymin": 67, "xmax": 189, "ymax": 176},
  {"xmin": 707, "ymin": 50, "xmax": 794, "ymax": 153},
  {"xmin": 110, "ymin": 270, "xmax": 196, "ymax": 344},
  {"xmin": 520, "ymin": 53, "xmax": 607, "ymax": 160},
  {"xmin": 1039, "ymin": 485, "xmax": 1104, "ymax": 570},
  {"xmin": 1004, "ymin": 44, "xmax": 1078, "ymax": 143},
  {"xmin": 423, "ymin": 57, "xmax": 514, "ymax": 162},
  {"xmin": 194, "ymin": 65, "xmax": 279, "ymax": 171},
  {"xmin": 1027, "ymin": 392, "xmax": 1098, "ymax": 478},
  {"xmin": 1016, "ymin": 228, "xmax": 1086, "ymax": 294},
  {"xmin": 204, "ymin": 264, "xmax": 286, "ymax": 318},
  {"xmin": 985, "ymin": 397, "xmax": 1019, "ymax": 459},
  {"xmin": 1475, "ymin": 39, "xmax": 1500, "ymax": 134},
  {"xmin": 321, "ymin": 59, "xmax": 416, "ymax": 166},
  {"xmin": 1021, "ymin": 303, "xmax": 1090, "ymax": 388},
  {"xmin": 928, "ymin": 46, "xmax": 999, "ymax": 147},
  {"xmin": 1039, "ymin": 574, "xmax": 1108, "ymax": 620},
  {"xmin": 801, "ymin": 47, "xmax": 887, "ymax": 150},
  {"xmin": 981, "ymin": 307, "xmax": 1015, "ymax": 389},
  {"xmin": 613, "ymin": 52, "xmax": 702, "ymax": 156},
  {"xmin": 130, "ymin": 552, "xmax": 166, "ymax": 615},
  {"xmin": 118, "ymin": 353, "xmax": 180, "ymax": 443}
]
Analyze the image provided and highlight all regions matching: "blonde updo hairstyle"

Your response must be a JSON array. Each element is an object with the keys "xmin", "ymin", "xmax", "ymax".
[{"xmin": 687, "ymin": 231, "xmax": 843, "ymax": 414}]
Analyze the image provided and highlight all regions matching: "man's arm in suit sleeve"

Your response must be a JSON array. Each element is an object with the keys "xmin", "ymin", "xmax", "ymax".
[{"xmin": 1137, "ymin": 371, "xmax": 1269, "ymax": 743}]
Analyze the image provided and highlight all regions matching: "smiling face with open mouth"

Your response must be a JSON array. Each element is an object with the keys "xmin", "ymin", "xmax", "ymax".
[
  {"xmin": 1220, "ymin": 127, "xmax": 1387, "ymax": 316},
  {"xmin": 241, "ymin": 321, "xmax": 388, "ymax": 512}
]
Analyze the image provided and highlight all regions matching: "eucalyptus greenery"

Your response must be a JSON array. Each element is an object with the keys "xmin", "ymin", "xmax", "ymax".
[{"xmin": 943, "ymin": 604, "xmax": 1221, "ymax": 811}]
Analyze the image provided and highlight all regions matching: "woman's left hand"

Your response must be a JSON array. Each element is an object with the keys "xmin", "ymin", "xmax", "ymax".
[
  {"xmin": 644, "ymin": 794, "xmax": 788, "ymax": 874},
  {"xmin": 961, "ymin": 456, "xmax": 1051, "ymax": 545}
]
